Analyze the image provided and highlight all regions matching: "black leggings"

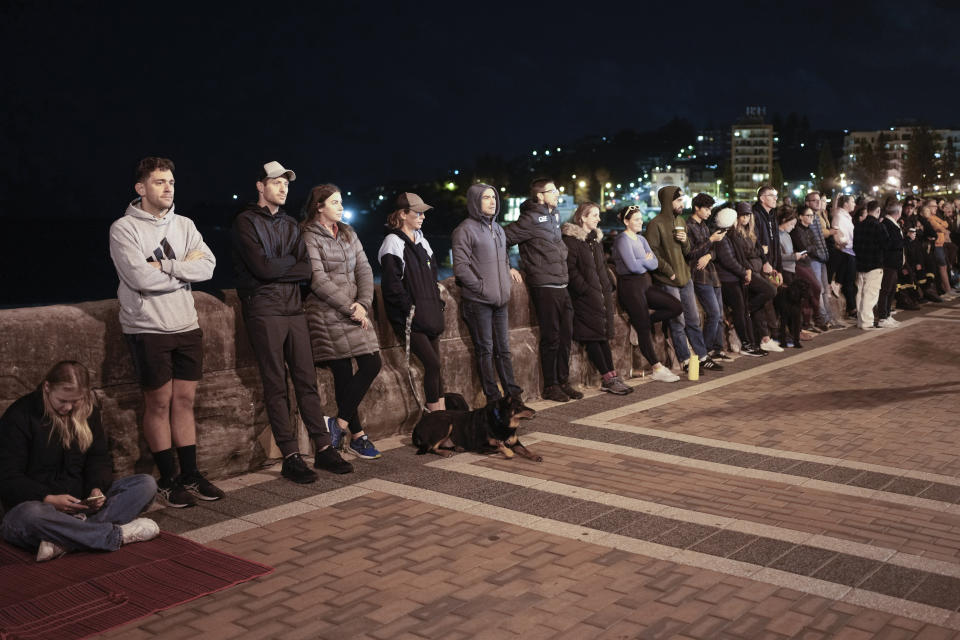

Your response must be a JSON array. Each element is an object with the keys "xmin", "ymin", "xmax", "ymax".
[
  {"xmin": 617, "ymin": 273, "xmax": 682, "ymax": 367},
  {"xmin": 319, "ymin": 352, "xmax": 382, "ymax": 434},
  {"xmin": 582, "ymin": 340, "xmax": 615, "ymax": 376},
  {"xmin": 720, "ymin": 280, "xmax": 754, "ymax": 346},
  {"xmin": 409, "ymin": 332, "xmax": 443, "ymax": 403}
]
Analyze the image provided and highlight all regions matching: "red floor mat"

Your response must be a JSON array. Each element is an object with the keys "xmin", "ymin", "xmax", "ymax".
[{"xmin": 0, "ymin": 532, "xmax": 272, "ymax": 639}]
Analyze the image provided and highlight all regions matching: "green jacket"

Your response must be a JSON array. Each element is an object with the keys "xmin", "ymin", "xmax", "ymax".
[{"xmin": 645, "ymin": 186, "xmax": 691, "ymax": 287}]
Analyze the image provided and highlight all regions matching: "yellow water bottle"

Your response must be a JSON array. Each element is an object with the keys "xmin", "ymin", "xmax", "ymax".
[{"xmin": 688, "ymin": 355, "xmax": 699, "ymax": 381}]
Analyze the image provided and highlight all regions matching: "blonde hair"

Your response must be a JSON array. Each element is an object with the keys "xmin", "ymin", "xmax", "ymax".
[{"xmin": 42, "ymin": 361, "xmax": 94, "ymax": 452}]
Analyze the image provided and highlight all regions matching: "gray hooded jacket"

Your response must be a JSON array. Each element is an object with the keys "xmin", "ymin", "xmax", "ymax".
[
  {"xmin": 109, "ymin": 200, "xmax": 215, "ymax": 334},
  {"xmin": 451, "ymin": 184, "xmax": 512, "ymax": 307}
]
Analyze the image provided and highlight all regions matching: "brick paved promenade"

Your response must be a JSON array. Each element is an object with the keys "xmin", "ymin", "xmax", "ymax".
[{"xmin": 100, "ymin": 300, "xmax": 960, "ymax": 639}]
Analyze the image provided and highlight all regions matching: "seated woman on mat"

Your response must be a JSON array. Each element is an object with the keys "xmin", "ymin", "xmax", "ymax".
[{"xmin": 0, "ymin": 361, "xmax": 159, "ymax": 562}]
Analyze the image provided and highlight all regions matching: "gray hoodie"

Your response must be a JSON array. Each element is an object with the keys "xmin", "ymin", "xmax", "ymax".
[
  {"xmin": 451, "ymin": 184, "xmax": 512, "ymax": 307},
  {"xmin": 109, "ymin": 199, "xmax": 215, "ymax": 334}
]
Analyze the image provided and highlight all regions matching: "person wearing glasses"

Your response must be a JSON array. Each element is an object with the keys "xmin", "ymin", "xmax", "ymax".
[
  {"xmin": 645, "ymin": 186, "xmax": 723, "ymax": 374},
  {"xmin": 505, "ymin": 178, "xmax": 582, "ymax": 403},
  {"xmin": 612, "ymin": 204, "xmax": 683, "ymax": 381},
  {"xmin": 562, "ymin": 202, "xmax": 632, "ymax": 394},
  {"xmin": 753, "ymin": 186, "xmax": 782, "ymax": 273},
  {"xmin": 378, "ymin": 193, "xmax": 447, "ymax": 412},
  {"xmin": 789, "ymin": 206, "xmax": 828, "ymax": 332}
]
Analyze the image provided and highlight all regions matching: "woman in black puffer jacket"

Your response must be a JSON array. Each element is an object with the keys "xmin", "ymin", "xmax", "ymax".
[
  {"xmin": 561, "ymin": 202, "xmax": 631, "ymax": 395},
  {"xmin": 378, "ymin": 193, "xmax": 447, "ymax": 412}
]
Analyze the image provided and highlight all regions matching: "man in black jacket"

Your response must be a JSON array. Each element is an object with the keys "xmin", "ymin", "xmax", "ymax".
[
  {"xmin": 687, "ymin": 193, "xmax": 729, "ymax": 360},
  {"xmin": 877, "ymin": 201, "xmax": 905, "ymax": 326},
  {"xmin": 753, "ymin": 186, "xmax": 782, "ymax": 272},
  {"xmin": 232, "ymin": 161, "xmax": 352, "ymax": 482},
  {"xmin": 505, "ymin": 178, "xmax": 581, "ymax": 403},
  {"xmin": 852, "ymin": 200, "xmax": 886, "ymax": 330}
]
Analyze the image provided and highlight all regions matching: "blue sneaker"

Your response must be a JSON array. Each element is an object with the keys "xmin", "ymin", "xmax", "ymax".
[
  {"xmin": 348, "ymin": 435, "xmax": 382, "ymax": 459},
  {"xmin": 326, "ymin": 417, "xmax": 345, "ymax": 451}
]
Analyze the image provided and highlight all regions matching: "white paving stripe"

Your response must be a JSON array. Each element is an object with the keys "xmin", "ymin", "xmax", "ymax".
[
  {"xmin": 180, "ymin": 485, "xmax": 371, "ymax": 544},
  {"xmin": 527, "ymin": 431, "xmax": 960, "ymax": 513},
  {"xmin": 358, "ymin": 478, "xmax": 957, "ymax": 630},
  {"xmin": 572, "ymin": 413, "xmax": 960, "ymax": 488},
  {"xmin": 424, "ymin": 453, "xmax": 960, "ymax": 581}
]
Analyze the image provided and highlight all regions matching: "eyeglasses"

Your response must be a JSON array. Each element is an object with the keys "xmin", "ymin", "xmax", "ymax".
[
  {"xmin": 539, "ymin": 188, "xmax": 559, "ymax": 195},
  {"xmin": 762, "ymin": 193, "xmax": 778, "ymax": 198}
]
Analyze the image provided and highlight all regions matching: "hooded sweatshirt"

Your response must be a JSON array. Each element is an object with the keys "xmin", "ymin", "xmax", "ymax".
[
  {"xmin": 451, "ymin": 184, "xmax": 512, "ymax": 307},
  {"xmin": 504, "ymin": 199, "xmax": 568, "ymax": 287},
  {"xmin": 109, "ymin": 199, "xmax": 215, "ymax": 334},
  {"xmin": 644, "ymin": 186, "xmax": 691, "ymax": 287}
]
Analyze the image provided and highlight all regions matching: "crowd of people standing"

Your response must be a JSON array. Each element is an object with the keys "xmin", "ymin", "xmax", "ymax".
[{"xmin": 3, "ymin": 156, "xmax": 956, "ymax": 564}]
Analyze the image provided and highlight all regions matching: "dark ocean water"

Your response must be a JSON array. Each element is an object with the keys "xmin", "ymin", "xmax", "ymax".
[{"xmin": 1, "ymin": 220, "xmax": 455, "ymax": 308}]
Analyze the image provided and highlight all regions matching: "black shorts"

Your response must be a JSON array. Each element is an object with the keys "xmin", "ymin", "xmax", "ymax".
[{"xmin": 125, "ymin": 328, "xmax": 204, "ymax": 390}]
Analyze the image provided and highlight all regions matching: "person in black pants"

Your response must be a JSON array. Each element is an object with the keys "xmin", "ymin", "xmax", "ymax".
[
  {"xmin": 562, "ymin": 202, "xmax": 632, "ymax": 394},
  {"xmin": 378, "ymin": 192, "xmax": 447, "ymax": 411},
  {"xmin": 877, "ymin": 200, "xmax": 904, "ymax": 326},
  {"xmin": 611, "ymin": 205, "xmax": 683, "ymax": 381},
  {"xmin": 301, "ymin": 183, "xmax": 383, "ymax": 460},
  {"xmin": 713, "ymin": 208, "xmax": 769, "ymax": 357},
  {"xmin": 232, "ymin": 162, "xmax": 353, "ymax": 483},
  {"xmin": 505, "ymin": 178, "xmax": 581, "ymax": 403}
]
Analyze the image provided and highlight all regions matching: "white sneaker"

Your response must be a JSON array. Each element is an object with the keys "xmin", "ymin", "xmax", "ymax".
[
  {"xmin": 760, "ymin": 339, "xmax": 784, "ymax": 353},
  {"xmin": 120, "ymin": 518, "xmax": 160, "ymax": 545},
  {"xmin": 36, "ymin": 540, "xmax": 67, "ymax": 562},
  {"xmin": 650, "ymin": 366, "xmax": 680, "ymax": 383},
  {"xmin": 877, "ymin": 317, "xmax": 899, "ymax": 328}
]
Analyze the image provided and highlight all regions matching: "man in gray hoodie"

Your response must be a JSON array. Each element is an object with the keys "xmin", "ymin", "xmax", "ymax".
[
  {"xmin": 109, "ymin": 157, "xmax": 221, "ymax": 508},
  {"xmin": 452, "ymin": 184, "xmax": 532, "ymax": 415}
]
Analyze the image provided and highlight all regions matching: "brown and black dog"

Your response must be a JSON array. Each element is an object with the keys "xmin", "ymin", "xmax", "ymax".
[{"xmin": 412, "ymin": 395, "xmax": 542, "ymax": 461}]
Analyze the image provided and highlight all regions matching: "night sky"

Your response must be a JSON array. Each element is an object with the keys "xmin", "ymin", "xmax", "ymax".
[
  {"xmin": 1, "ymin": 0, "xmax": 959, "ymax": 305},
  {"xmin": 4, "ymin": 0, "xmax": 959, "ymax": 218}
]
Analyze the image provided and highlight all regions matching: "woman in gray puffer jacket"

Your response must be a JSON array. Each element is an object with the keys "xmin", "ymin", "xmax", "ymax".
[{"xmin": 301, "ymin": 184, "xmax": 382, "ymax": 461}]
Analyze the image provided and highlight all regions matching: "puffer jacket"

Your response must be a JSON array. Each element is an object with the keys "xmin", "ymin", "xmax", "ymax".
[
  {"xmin": 451, "ymin": 184, "xmax": 512, "ymax": 307},
  {"xmin": 378, "ymin": 228, "xmax": 444, "ymax": 339},
  {"xmin": 504, "ymin": 200, "xmax": 568, "ymax": 287},
  {"xmin": 302, "ymin": 221, "xmax": 380, "ymax": 362},
  {"xmin": 562, "ymin": 223, "xmax": 615, "ymax": 342}
]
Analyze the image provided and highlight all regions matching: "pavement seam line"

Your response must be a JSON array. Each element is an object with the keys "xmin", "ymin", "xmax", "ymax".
[
  {"xmin": 527, "ymin": 431, "xmax": 960, "ymax": 512},
  {"xmin": 425, "ymin": 453, "xmax": 960, "ymax": 581},
  {"xmin": 355, "ymin": 478, "xmax": 959, "ymax": 630}
]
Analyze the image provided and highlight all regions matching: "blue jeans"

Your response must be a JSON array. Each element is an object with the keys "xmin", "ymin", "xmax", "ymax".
[
  {"xmin": 1, "ymin": 474, "xmax": 157, "ymax": 553},
  {"xmin": 461, "ymin": 299, "xmax": 522, "ymax": 401},
  {"xmin": 809, "ymin": 259, "xmax": 833, "ymax": 323},
  {"xmin": 693, "ymin": 282, "xmax": 723, "ymax": 352},
  {"xmin": 659, "ymin": 281, "xmax": 707, "ymax": 362}
]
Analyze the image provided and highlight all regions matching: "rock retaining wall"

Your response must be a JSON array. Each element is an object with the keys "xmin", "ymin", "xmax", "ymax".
[{"xmin": 0, "ymin": 279, "xmax": 674, "ymax": 479}]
